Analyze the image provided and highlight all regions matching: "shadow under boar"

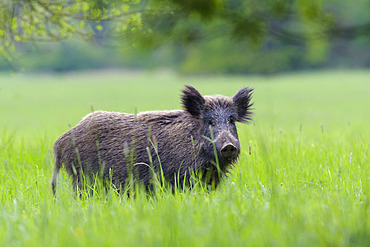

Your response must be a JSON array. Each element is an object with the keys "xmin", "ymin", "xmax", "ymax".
[{"xmin": 51, "ymin": 85, "xmax": 253, "ymax": 195}]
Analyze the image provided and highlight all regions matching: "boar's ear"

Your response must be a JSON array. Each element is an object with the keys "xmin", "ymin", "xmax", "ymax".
[
  {"xmin": 181, "ymin": 85, "xmax": 205, "ymax": 118},
  {"xmin": 232, "ymin": 87, "xmax": 254, "ymax": 123}
]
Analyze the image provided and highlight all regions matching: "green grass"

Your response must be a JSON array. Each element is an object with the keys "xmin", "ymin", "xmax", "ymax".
[{"xmin": 0, "ymin": 69, "xmax": 369, "ymax": 246}]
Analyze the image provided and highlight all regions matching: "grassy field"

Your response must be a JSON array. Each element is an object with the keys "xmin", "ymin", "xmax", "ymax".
[{"xmin": 0, "ymin": 70, "xmax": 369, "ymax": 246}]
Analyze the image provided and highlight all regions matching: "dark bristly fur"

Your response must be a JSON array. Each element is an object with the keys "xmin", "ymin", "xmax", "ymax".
[{"xmin": 50, "ymin": 86, "xmax": 254, "ymax": 195}]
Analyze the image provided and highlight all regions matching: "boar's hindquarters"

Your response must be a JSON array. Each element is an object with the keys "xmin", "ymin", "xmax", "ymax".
[{"xmin": 50, "ymin": 149, "xmax": 62, "ymax": 196}]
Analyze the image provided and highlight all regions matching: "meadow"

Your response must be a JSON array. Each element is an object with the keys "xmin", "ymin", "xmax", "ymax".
[{"xmin": 0, "ymin": 70, "xmax": 369, "ymax": 246}]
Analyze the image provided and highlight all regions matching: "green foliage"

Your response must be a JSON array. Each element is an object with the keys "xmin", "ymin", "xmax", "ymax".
[
  {"xmin": 1, "ymin": 0, "xmax": 369, "ymax": 56},
  {"xmin": 0, "ymin": 0, "xmax": 143, "ymax": 59},
  {"xmin": 0, "ymin": 70, "xmax": 369, "ymax": 246},
  {"xmin": 0, "ymin": 38, "xmax": 175, "ymax": 72},
  {"xmin": 1, "ymin": 0, "xmax": 369, "ymax": 73},
  {"xmin": 179, "ymin": 35, "xmax": 303, "ymax": 74}
]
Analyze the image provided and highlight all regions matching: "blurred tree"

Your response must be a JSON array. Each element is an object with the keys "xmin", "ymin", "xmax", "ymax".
[
  {"xmin": 0, "ymin": 0, "xmax": 369, "ymax": 71},
  {"xmin": 0, "ymin": 0, "xmax": 146, "ymax": 64}
]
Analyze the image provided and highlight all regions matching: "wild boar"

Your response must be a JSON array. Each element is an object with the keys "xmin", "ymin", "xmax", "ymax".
[{"xmin": 51, "ymin": 85, "xmax": 253, "ymax": 195}]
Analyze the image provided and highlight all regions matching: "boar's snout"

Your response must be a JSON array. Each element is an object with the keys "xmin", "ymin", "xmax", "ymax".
[
  {"xmin": 221, "ymin": 143, "xmax": 238, "ymax": 159},
  {"xmin": 215, "ymin": 130, "xmax": 240, "ymax": 160}
]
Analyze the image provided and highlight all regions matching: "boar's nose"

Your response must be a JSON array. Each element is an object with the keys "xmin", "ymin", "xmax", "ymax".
[{"xmin": 220, "ymin": 143, "xmax": 238, "ymax": 159}]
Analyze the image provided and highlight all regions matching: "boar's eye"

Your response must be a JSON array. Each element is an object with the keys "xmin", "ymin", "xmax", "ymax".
[
  {"xmin": 208, "ymin": 118, "xmax": 215, "ymax": 126},
  {"xmin": 228, "ymin": 116, "xmax": 235, "ymax": 125}
]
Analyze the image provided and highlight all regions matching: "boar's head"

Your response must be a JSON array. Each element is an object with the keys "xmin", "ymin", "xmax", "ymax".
[{"xmin": 181, "ymin": 85, "xmax": 253, "ymax": 172}]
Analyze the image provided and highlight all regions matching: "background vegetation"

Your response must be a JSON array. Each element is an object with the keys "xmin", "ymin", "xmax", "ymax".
[
  {"xmin": 1, "ymin": 0, "xmax": 370, "ymax": 73},
  {"xmin": 0, "ymin": 70, "xmax": 369, "ymax": 246}
]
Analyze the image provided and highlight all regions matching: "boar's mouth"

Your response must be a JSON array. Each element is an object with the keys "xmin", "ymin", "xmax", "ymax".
[
  {"xmin": 199, "ymin": 138, "xmax": 240, "ymax": 172},
  {"xmin": 215, "ymin": 130, "xmax": 240, "ymax": 161}
]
